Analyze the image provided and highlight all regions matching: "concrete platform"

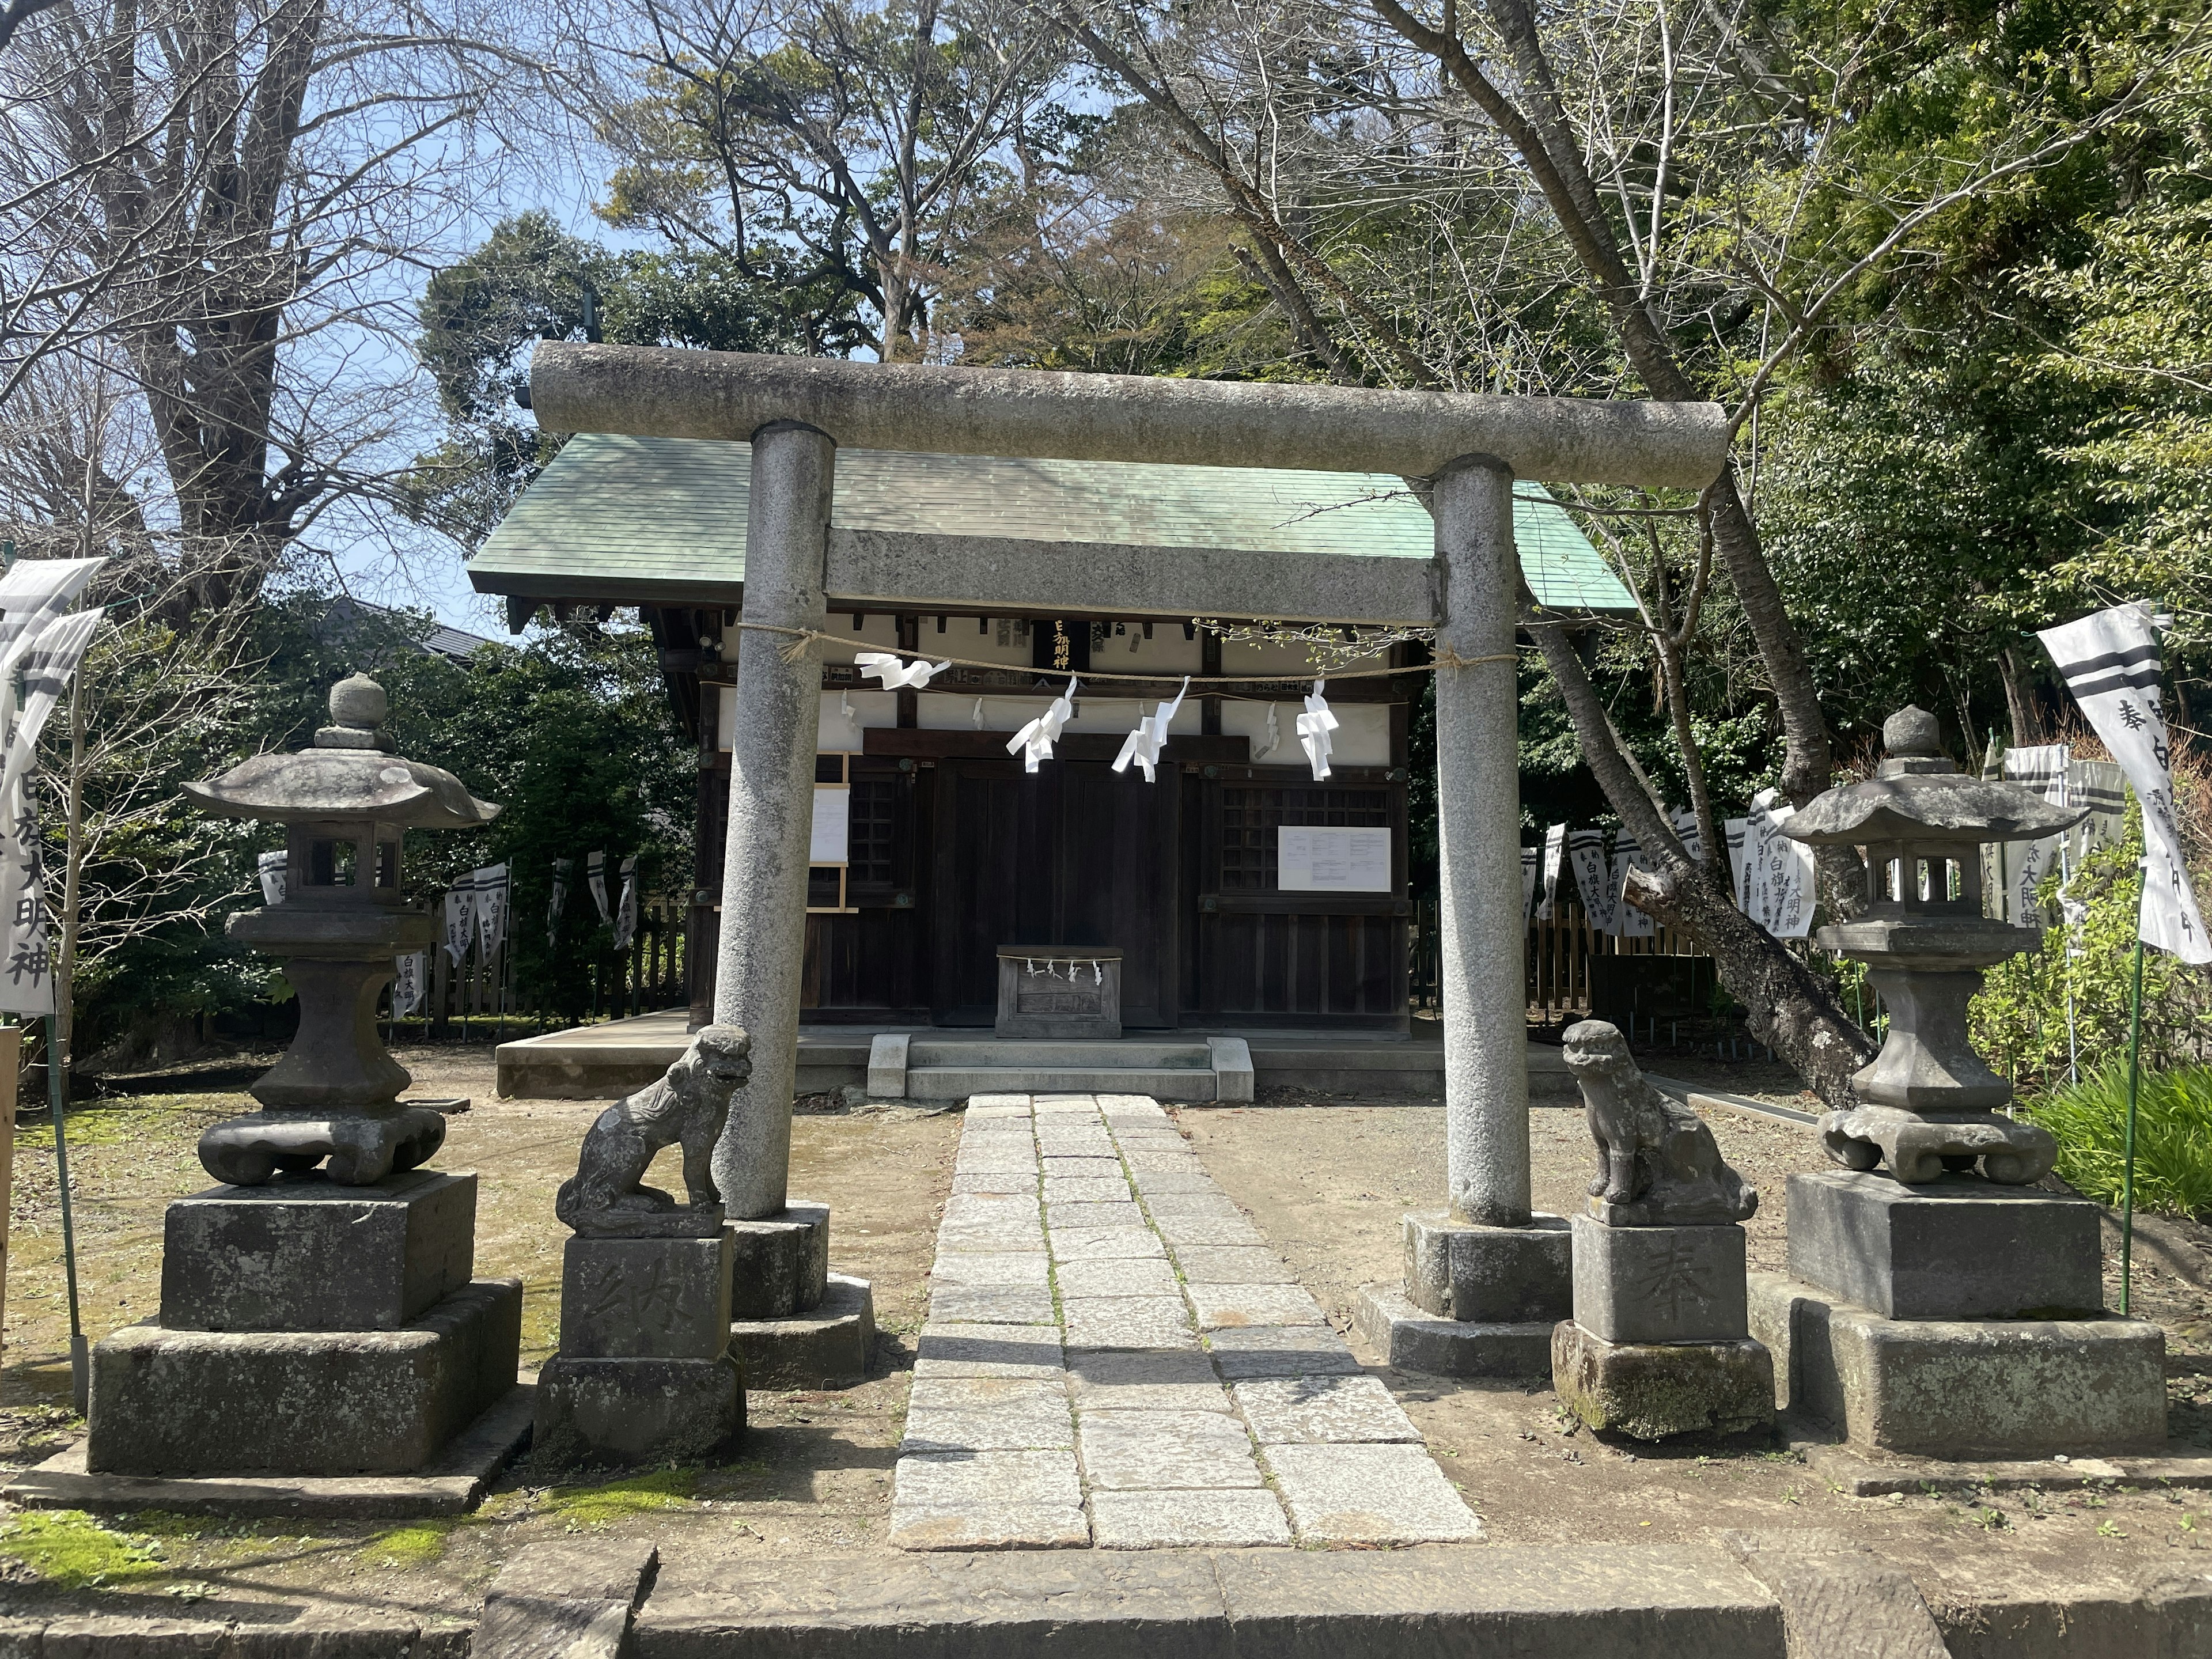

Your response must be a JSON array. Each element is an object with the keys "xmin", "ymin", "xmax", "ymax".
[
  {"xmin": 495, "ymin": 1013, "xmax": 1580, "ymax": 1103},
  {"xmin": 3, "ymin": 1383, "xmax": 534, "ymax": 1518}
]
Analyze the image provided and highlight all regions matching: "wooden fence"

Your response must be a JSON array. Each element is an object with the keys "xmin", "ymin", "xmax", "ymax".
[
  {"xmin": 1410, "ymin": 894, "xmax": 1709, "ymax": 1027},
  {"xmin": 385, "ymin": 894, "xmax": 691, "ymax": 1039}
]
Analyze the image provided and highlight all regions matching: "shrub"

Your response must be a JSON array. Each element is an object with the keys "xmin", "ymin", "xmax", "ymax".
[{"xmin": 2019, "ymin": 1062, "xmax": 2212, "ymax": 1219}]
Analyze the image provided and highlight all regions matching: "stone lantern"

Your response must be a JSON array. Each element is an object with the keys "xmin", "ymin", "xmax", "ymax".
[
  {"xmin": 1782, "ymin": 705, "xmax": 2082, "ymax": 1184},
  {"xmin": 70, "ymin": 673, "xmax": 522, "ymax": 1487},
  {"xmin": 1743, "ymin": 706, "xmax": 2167, "ymax": 1465},
  {"xmin": 181, "ymin": 672, "xmax": 497, "ymax": 1185}
]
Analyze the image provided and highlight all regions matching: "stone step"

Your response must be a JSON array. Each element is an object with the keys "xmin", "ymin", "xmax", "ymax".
[
  {"xmin": 907, "ymin": 1040, "xmax": 1213, "ymax": 1070},
  {"xmin": 905, "ymin": 1066, "xmax": 1224, "ymax": 1102}
]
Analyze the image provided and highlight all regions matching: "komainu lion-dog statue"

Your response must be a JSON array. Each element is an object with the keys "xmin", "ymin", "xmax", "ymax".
[
  {"xmin": 1563, "ymin": 1018, "xmax": 1757, "ymax": 1227},
  {"xmin": 555, "ymin": 1024, "xmax": 751, "ymax": 1236}
]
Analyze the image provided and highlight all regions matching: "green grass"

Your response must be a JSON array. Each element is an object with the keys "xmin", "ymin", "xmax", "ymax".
[
  {"xmin": 0, "ymin": 1511, "xmax": 164, "ymax": 1588},
  {"xmin": 541, "ymin": 1467, "xmax": 700, "ymax": 1527},
  {"xmin": 2021, "ymin": 1062, "xmax": 2212, "ymax": 1219}
]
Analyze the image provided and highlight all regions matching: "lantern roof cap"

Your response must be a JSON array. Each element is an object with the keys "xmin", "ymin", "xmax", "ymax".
[
  {"xmin": 1783, "ymin": 706, "xmax": 2083, "ymax": 847},
  {"xmin": 179, "ymin": 675, "xmax": 499, "ymax": 829}
]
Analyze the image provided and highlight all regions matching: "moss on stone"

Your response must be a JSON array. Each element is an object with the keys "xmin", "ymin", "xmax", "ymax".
[
  {"xmin": 543, "ymin": 1465, "xmax": 700, "ymax": 1526},
  {"xmin": 0, "ymin": 1510, "xmax": 162, "ymax": 1589}
]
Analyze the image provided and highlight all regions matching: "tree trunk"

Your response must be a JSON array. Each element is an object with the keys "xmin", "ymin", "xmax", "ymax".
[
  {"xmin": 1998, "ymin": 647, "xmax": 2045, "ymax": 745},
  {"xmin": 1526, "ymin": 608, "xmax": 1876, "ymax": 1103}
]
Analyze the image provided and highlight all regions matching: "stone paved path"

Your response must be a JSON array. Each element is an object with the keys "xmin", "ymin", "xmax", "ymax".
[{"xmin": 889, "ymin": 1093, "xmax": 1483, "ymax": 1550}]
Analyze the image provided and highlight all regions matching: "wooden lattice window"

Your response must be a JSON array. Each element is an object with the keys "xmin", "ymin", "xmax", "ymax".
[
  {"xmin": 848, "ymin": 779, "xmax": 899, "ymax": 886},
  {"xmin": 1220, "ymin": 787, "xmax": 1392, "ymax": 891}
]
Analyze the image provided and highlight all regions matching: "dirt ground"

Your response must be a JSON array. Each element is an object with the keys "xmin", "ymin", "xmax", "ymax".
[
  {"xmin": 0, "ymin": 1043, "xmax": 958, "ymax": 1621},
  {"xmin": 1178, "ymin": 1087, "xmax": 2212, "ymax": 1617},
  {"xmin": 0, "ymin": 1041, "xmax": 2203, "ymax": 1623}
]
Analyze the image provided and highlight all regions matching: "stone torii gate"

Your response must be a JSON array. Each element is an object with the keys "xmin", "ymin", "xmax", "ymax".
[{"xmin": 529, "ymin": 342, "xmax": 1730, "ymax": 1370}]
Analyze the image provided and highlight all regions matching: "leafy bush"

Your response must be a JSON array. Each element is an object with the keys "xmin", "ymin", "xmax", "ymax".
[
  {"xmin": 1972, "ymin": 813, "xmax": 2212, "ymax": 1093},
  {"xmin": 2020, "ymin": 1062, "xmax": 2212, "ymax": 1220}
]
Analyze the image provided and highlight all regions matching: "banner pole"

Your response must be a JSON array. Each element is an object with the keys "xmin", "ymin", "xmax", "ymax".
[
  {"xmin": 47, "ymin": 1013, "xmax": 84, "ymax": 1411},
  {"xmin": 2120, "ymin": 855, "xmax": 2148, "ymax": 1317}
]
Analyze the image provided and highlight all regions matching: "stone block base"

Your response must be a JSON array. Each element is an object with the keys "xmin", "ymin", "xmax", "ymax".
[
  {"xmin": 1570, "ymin": 1214, "xmax": 1747, "ymax": 1344},
  {"xmin": 160, "ymin": 1170, "xmax": 475, "ymax": 1331},
  {"xmin": 728, "ymin": 1202, "xmax": 829, "ymax": 1319},
  {"xmin": 1749, "ymin": 1270, "xmax": 2168, "ymax": 1459},
  {"xmin": 1551, "ymin": 1321, "xmax": 1774, "ymax": 1442},
  {"xmin": 1352, "ymin": 1283, "xmax": 1552, "ymax": 1377},
  {"xmin": 730, "ymin": 1273, "xmax": 873, "ymax": 1389},
  {"xmin": 534, "ymin": 1356, "xmax": 744, "ymax": 1467},
  {"xmin": 561, "ymin": 1233, "xmax": 733, "ymax": 1359},
  {"xmin": 1786, "ymin": 1171, "xmax": 2101, "ymax": 1319},
  {"xmin": 1402, "ymin": 1210, "xmax": 1570, "ymax": 1322},
  {"xmin": 86, "ymin": 1279, "xmax": 522, "ymax": 1477}
]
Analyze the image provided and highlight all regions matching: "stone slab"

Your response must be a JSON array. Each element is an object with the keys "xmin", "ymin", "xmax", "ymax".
[
  {"xmin": 1063, "ymin": 1296, "xmax": 1197, "ymax": 1351},
  {"xmin": 1076, "ymin": 1410, "xmax": 1264, "ymax": 1489},
  {"xmin": 1798, "ymin": 1439, "xmax": 2212, "ymax": 1495},
  {"xmin": 1785, "ymin": 1172, "xmax": 2103, "ymax": 1320},
  {"xmin": 866, "ymin": 1032, "xmax": 909, "ymax": 1100},
  {"xmin": 1069, "ymin": 1350, "xmax": 1233, "ymax": 1414},
  {"xmin": 1056, "ymin": 1257, "xmax": 1180, "ymax": 1299},
  {"xmin": 931, "ymin": 1251, "xmax": 1052, "ymax": 1289},
  {"xmin": 4, "ymin": 1383, "xmax": 532, "ymax": 1517},
  {"xmin": 1404, "ymin": 1209, "xmax": 1572, "ymax": 1322},
  {"xmin": 1552, "ymin": 1322, "xmax": 1775, "ymax": 1442},
  {"xmin": 1262, "ymin": 1442, "xmax": 1482, "ymax": 1544},
  {"xmin": 1041, "ymin": 1157, "xmax": 1123, "ymax": 1180},
  {"xmin": 931, "ymin": 1284, "xmax": 1058, "ymax": 1324},
  {"xmin": 912, "ymin": 1319, "xmax": 1064, "ymax": 1380},
  {"xmin": 158, "ymin": 1171, "xmax": 475, "ymax": 1332},
  {"xmin": 726, "ymin": 1202, "xmax": 830, "ymax": 1320},
  {"xmin": 1128, "ymin": 1169, "xmax": 1215, "ymax": 1195},
  {"xmin": 903, "ymin": 1379, "xmax": 1074, "ymax": 1452},
  {"xmin": 950, "ymin": 1172, "xmax": 1036, "ymax": 1195},
  {"xmin": 560, "ymin": 1233, "xmax": 733, "ymax": 1360},
  {"xmin": 1353, "ymin": 1282, "xmax": 1556, "ymax": 1378},
  {"xmin": 1043, "ymin": 1179, "xmax": 1133, "ymax": 1205},
  {"xmin": 533, "ymin": 1354, "xmax": 744, "ymax": 1467},
  {"xmin": 1232, "ymin": 1376, "xmax": 1422, "ymax": 1444},
  {"xmin": 635, "ymin": 1543, "xmax": 1788, "ymax": 1658},
  {"xmin": 1048, "ymin": 1226, "xmax": 1166, "ymax": 1261},
  {"xmin": 477, "ymin": 1539, "xmax": 658, "ymax": 1659},
  {"xmin": 1137, "ymin": 1191, "xmax": 1243, "ymax": 1219},
  {"xmin": 1049, "ymin": 1202, "xmax": 1146, "ymax": 1229},
  {"xmin": 1571, "ymin": 1214, "xmax": 1748, "ymax": 1344},
  {"xmin": 884, "ymin": 1502, "xmax": 1091, "ymax": 1551},
  {"xmin": 1747, "ymin": 1270, "xmax": 2166, "ymax": 1459},
  {"xmin": 1205, "ymin": 1325, "xmax": 1360, "ymax": 1380},
  {"xmin": 1088, "ymin": 1488, "xmax": 1291, "ymax": 1548},
  {"xmin": 1169, "ymin": 1246, "xmax": 1292, "ymax": 1284},
  {"xmin": 891, "ymin": 1446, "xmax": 1082, "ymax": 1509},
  {"xmin": 85, "ymin": 1279, "xmax": 521, "ymax": 1478},
  {"xmin": 729, "ymin": 1273, "xmax": 874, "ymax": 1389},
  {"xmin": 1187, "ymin": 1282, "xmax": 1325, "ymax": 1330},
  {"xmin": 1150, "ymin": 1215, "xmax": 1267, "ymax": 1248}
]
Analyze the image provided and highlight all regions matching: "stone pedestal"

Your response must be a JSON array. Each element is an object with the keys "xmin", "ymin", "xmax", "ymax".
[
  {"xmin": 535, "ymin": 1233, "xmax": 745, "ymax": 1466},
  {"xmin": 1353, "ymin": 1210, "xmax": 1570, "ymax": 1377},
  {"xmin": 159, "ymin": 1169, "xmax": 475, "ymax": 1331},
  {"xmin": 1750, "ymin": 1271, "xmax": 2166, "ymax": 1459},
  {"xmin": 1569, "ymin": 1215, "xmax": 1747, "ymax": 1344},
  {"xmin": 725, "ymin": 1200, "xmax": 874, "ymax": 1386},
  {"xmin": 1786, "ymin": 1171, "xmax": 2101, "ymax": 1319},
  {"xmin": 1757, "ymin": 1170, "xmax": 2168, "ymax": 1459},
  {"xmin": 728, "ymin": 1202, "xmax": 830, "ymax": 1319},
  {"xmin": 1552, "ymin": 1215, "xmax": 1773, "ymax": 1441},
  {"xmin": 89, "ymin": 1173, "xmax": 521, "ymax": 1478}
]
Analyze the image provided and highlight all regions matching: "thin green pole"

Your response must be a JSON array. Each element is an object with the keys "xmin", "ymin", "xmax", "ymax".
[
  {"xmin": 45, "ymin": 1013, "xmax": 84, "ymax": 1411},
  {"xmin": 2120, "ymin": 857, "xmax": 2148, "ymax": 1317}
]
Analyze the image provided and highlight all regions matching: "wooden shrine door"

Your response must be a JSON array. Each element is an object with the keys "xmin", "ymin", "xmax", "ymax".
[{"xmin": 929, "ymin": 759, "xmax": 1180, "ymax": 1027}]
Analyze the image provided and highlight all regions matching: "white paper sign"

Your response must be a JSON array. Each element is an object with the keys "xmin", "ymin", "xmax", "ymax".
[
  {"xmin": 811, "ymin": 787, "xmax": 851, "ymax": 862},
  {"xmin": 0, "ymin": 779, "xmax": 54, "ymax": 1016},
  {"xmin": 1277, "ymin": 826, "xmax": 1391, "ymax": 892},
  {"xmin": 392, "ymin": 950, "xmax": 426, "ymax": 1016},
  {"xmin": 257, "ymin": 850, "xmax": 288, "ymax": 907}
]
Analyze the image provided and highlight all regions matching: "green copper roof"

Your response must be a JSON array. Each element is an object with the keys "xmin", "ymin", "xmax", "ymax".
[{"xmin": 469, "ymin": 432, "xmax": 1634, "ymax": 612}]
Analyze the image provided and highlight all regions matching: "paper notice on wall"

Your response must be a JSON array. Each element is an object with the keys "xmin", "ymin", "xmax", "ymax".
[
  {"xmin": 811, "ymin": 786, "xmax": 851, "ymax": 862},
  {"xmin": 1567, "ymin": 828, "xmax": 1618, "ymax": 934},
  {"xmin": 1277, "ymin": 826, "xmax": 1392, "ymax": 892}
]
